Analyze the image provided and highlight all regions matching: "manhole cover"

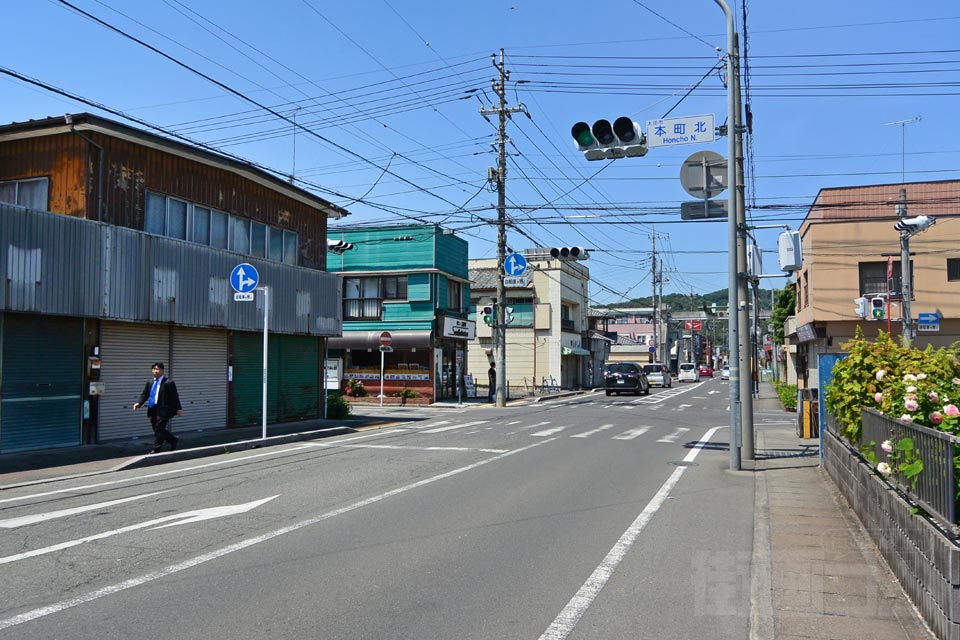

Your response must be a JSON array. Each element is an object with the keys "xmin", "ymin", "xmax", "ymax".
[{"xmin": 669, "ymin": 461, "xmax": 698, "ymax": 467}]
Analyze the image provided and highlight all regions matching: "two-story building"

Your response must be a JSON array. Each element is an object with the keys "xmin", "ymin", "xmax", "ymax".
[
  {"xmin": 789, "ymin": 179, "xmax": 960, "ymax": 389},
  {"xmin": 0, "ymin": 113, "xmax": 344, "ymax": 452},
  {"xmin": 468, "ymin": 248, "xmax": 601, "ymax": 393},
  {"xmin": 325, "ymin": 224, "xmax": 473, "ymax": 402}
]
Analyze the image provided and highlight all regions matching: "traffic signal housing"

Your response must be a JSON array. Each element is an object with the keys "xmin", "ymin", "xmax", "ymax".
[
  {"xmin": 481, "ymin": 304, "xmax": 495, "ymax": 326},
  {"xmin": 327, "ymin": 239, "xmax": 354, "ymax": 254},
  {"xmin": 854, "ymin": 296, "xmax": 868, "ymax": 319},
  {"xmin": 571, "ymin": 117, "xmax": 647, "ymax": 161},
  {"xmin": 549, "ymin": 247, "xmax": 590, "ymax": 260},
  {"xmin": 504, "ymin": 306, "xmax": 514, "ymax": 326},
  {"xmin": 870, "ymin": 295, "xmax": 886, "ymax": 320}
]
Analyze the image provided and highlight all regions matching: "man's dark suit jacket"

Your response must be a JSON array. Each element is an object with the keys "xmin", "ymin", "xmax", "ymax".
[{"xmin": 137, "ymin": 377, "xmax": 183, "ymax": 420}]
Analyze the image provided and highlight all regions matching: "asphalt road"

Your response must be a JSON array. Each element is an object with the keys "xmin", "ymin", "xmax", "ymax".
[{"xmin": 0, "ymin": 377, "xmax": 754, "ymax": 640}]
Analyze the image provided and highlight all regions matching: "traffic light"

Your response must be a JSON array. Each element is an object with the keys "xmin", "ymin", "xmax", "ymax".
[
  {"xmin": 854, "ymin": 296, "xmax": 868, "ymax": 319},
  {"xmin": 871, "ymin": 295, "xmax": 886, "ymax": 320},
  {"xmin": 481, "ymin": 304, "xmax": 495, "ymax": 326},
  {"xmin": 895, "ymin": 215, "xmax": 936, "ymax": 235},
  {"xmin": 327, "ymin": 239, "xmax": 354, "ymax": 254},
  {"xmin": 549, "ymin": 247, "xmax": 590, "ymax": 260},
  {"xmin": 504, "ymin": 306, "xmax": 514, "ymax": 326},
  {"xmin": 571, "ymin": 117, "xmax": 647, "ymax": 161}
]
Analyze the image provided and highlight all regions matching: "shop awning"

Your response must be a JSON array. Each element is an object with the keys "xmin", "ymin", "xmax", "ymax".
[
  {"xmin": 561, "ymin": 346, "xmax": 591, "ymax": 356},
  {"xmin": 328, "ymin": 330, "xmax": 433, "ymax": 350}
]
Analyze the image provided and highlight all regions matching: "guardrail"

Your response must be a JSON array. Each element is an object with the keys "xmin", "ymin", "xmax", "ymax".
[{"xmin": 859, "ymin": 408, "xmax": 958, "ymax": 534}]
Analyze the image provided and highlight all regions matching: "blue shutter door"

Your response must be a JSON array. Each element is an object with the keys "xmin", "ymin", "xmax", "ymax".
[{"xmin": 1, "ymin": 314, "xmax": 83, "ymax": 452}]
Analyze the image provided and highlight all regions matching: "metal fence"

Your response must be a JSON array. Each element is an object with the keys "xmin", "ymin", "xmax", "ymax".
[{"xmin": 860, "ymin": 408, "xmax": 958, "ymax": 532}]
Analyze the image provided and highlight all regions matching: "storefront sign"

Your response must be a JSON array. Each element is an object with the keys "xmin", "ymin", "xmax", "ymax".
[
  {"xmin": 795, "ymin": 322, "xmax": 818, "ymax": 344},
  {"xmin": 325, "ymin": 358, "xmax": 342, "ymax": 391},
  {"xmin": 344, "ymin": 370, "xmax": 431, "ymax": 381},
  {"xmin": 441, "ymin": 316, "xmax": 476, "ymax": 340}
]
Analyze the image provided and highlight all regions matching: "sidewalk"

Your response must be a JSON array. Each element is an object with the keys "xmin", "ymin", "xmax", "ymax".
[
  {"xmin": 751, "ymin": 381, "xmax": 934, "ymax": 639},
  {"xmin": 0, "ymin": 383, "xmax": 937, "ymax": 638}
]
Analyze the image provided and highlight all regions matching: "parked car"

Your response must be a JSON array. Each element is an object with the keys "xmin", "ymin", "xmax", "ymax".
[
  {"xmin": 678, "ymin": 362, "xmax": 700, "ymax": 383},
  {"xmin": 698, "ymin": 364, "xmax": 713, "ymax": 378},
  {"xmin": 720, "ymin": 365, "xmax": 730, "ymax": 380},
  {"xmin": 643, "ymin": 363, "xmax": 671, "ymax": 388},
  {"xmin": 604, "ymin": 362, "xmax": 651, "ymax": 396}
]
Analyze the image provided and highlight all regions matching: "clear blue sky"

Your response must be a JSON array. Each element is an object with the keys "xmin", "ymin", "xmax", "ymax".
[{"xmin": 4, "ymin": 1, "xmax": 959, "ymax": 306}]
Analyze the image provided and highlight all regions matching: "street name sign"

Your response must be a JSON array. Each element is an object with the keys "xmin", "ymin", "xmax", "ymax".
[
  {"xmin": 234, "ymin": 292, "xmax": 254, "ymax": 302},
  {"xmin": 646, "ymin": 114, "xmax": 715, "ymax": 148}
]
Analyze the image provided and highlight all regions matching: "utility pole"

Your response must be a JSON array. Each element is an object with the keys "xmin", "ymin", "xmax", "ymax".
[
  {"xmin": 651, "ymin": 232, "xmax": 658, "ymax": 362},
  {"xmin": 480, "ymin": 49, "xmax": 524, "ymax": 407},
  {"xmin": 897, "ymin": 187, "xmax": 914, "ymax": 346}
]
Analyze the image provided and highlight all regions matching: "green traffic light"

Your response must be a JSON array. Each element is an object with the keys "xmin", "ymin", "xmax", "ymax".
[{"xmin": 571, "ymin": 122, "xmax": 595, "ymax": 147}]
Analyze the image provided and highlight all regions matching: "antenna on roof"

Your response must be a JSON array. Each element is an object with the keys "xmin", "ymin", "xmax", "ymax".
[{"xmin": 883, "ymin": 116, "xmax": 921, "ymax": 184}]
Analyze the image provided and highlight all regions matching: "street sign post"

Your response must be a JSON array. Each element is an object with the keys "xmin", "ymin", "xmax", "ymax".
[
  {"xmin": 646, "ymin": 114, "xmax": 715, "ymax": 148},
  {"xmin": 379, "ymin": 331, "xmax": 392, "ymax": 406},
  {"xmin": 504, "ymin": 253, "xmax": 527, "ymax": 277},
  {"xmin": 231, "ymin": 264, "xmax": 267, "ymax": 438}
]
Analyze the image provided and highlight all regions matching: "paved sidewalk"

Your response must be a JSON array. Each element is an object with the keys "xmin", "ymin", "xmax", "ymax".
[{"xmin": 751, "ymin": 383, "xmax": 934, "ymax": 640}]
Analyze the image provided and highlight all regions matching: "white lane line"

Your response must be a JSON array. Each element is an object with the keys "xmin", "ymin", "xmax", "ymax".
[
  {"xmin": 531, "ymin": 426, "xmax": 570, "ymax": 437},
  {"xmin": 506, "ymin": 421, "xmax": 521, "ymax": 426},
  {"xmin": 676, "ymin": 404, "xmax": 692, "ymax": 411},
  {"xmin": 518, "ymin": 421, "xmax": 553, "ymax": 431},
  {"xmin": 304, "ymin": 443, "xmax": 508, "ymax": 454},
  {"xmin": 408, "ymin": 420, "xmax": 450, "ymax": 429},
  {"xmin": 422, "ymin": 420, "xmax": 489, "ymax": 434},
  {"xmin": 570, "ymin": 424, "xmax": 614, "ymax": 438},
  {"xmin": 611, "ymin": 427, "xmax": 650, "ymax": 441},
  {"xmin": 0, "ymin": 490, "xmax": 171, "ymax": 529},
  {"xmin": 657, "ymin": 427, "xmax": 690, "ymax": 443},
  {"xmin": 538, "ymin": 426, "xmax": 724, "ymax": 640},
  {"xmin": 0, "ymin": 439, "xmax": 552, "ymax": 632},
  {"xmin": 0, "ymin": 443, "xmax": 320, "ymax": 506}
]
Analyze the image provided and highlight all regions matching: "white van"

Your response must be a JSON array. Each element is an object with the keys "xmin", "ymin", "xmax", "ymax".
[
  {"xmin": 643, "ymin": 363, "xmax": 671, "ymax": 387},
  {"xmin": 678, "ymin": 362, "xmax": 700, "ymax": 383}
]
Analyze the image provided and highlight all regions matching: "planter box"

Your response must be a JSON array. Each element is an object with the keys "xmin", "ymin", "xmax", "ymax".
[{"xmin": 824, "ymin": 429, "xmax": 960, "ymax": 640}]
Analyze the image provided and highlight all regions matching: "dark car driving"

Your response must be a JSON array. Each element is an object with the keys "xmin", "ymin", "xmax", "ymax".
[{"xmin": 603, "ymin": 362, "xmax": 650, "ymax": 396}]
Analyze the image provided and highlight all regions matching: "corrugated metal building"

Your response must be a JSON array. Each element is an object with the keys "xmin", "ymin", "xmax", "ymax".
[{"xmin": 0, "ymin": 113, "xmax": 346, "ymax": 452}]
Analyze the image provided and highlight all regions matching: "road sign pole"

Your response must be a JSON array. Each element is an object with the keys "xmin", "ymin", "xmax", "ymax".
[
  {"xmin": 262, "ymin": 286, "xmax": 268, "ymax": 440},
  {"xmin": 380, "ymin": 348, "xmax": 385, "ymax": 408}
]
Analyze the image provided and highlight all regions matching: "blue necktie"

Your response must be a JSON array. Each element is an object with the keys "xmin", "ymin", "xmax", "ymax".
[{"xmin": 147, "ymin": 378, "xmax": 160, "ymax": 408}]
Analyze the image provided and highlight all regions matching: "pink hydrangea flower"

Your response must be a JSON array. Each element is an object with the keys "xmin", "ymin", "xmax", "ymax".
[
  {"xmin": 930, "ymin": 411, "xmax": 944, "ymax": 425},
  {"xmin": 874, "ymin": 392, "xmax": 883, "ymax": 403},
  {"xmin": 905, "ymin": 398, "xmax": 919, "ymax": 412},
  {"xmin": 928, "ymin": 391, "xmax": 940, "ymax": 403},
  {"xmin": 877, "ymin": 462, "xmax": 892, "ymax": 476},
  {"xmin": 952, "ymin": 377, "xmax": 960, "ymax": 386},
  {"xmin": 945, "ymin": 404, "xmax": 960, "ymax": 418},
  {"xmin": 881, "ymin": 440, "xmax": 893, "ymax": 453},
  {"xmin": 900, "ymin": 414, "xmax": 913, "ymax": 422}
]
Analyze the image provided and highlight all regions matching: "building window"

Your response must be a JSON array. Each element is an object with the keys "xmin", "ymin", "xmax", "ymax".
[
  {"xmin": 344, "ymin": 277, "xmax": 382, "ymax": 319},
  {"xmin": 948, "ymin": 258, "xmax": 960, "ymax": 282},
  {"xmin": 446, "ymin": 279, "xmax": 462, "ymax": 311},
  {"xmin": 211, "ymin": 210, "xmax": 229, "ymax": 249},
  {"xmin": 0, "ymin": 177, "xmax": 49, "ymax": 210},
  {"xmin": 858, "ymin": 261, "xmax": 907, "ymax": 297},
  {"xmin": 802, "ymin": 272, "xmax": 809, "ymax": 308},
  {"xmin": 193, "ymin": 206, "xmax": 211, "ymax": 244},
  {"xmin": 383, "ymin": 275, "xmax": 408, "ymax": 301}
]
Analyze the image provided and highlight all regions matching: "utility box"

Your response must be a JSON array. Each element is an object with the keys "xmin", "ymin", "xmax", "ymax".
[{"xmin": 778, "ymin": 230, "xmax": 803, "ymax": 272}]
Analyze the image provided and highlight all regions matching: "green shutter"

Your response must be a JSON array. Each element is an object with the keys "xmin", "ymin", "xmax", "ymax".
[
  {"xmin": 232, "ymin": 332, "xmax": 279, "ymax": 427},
  {"xmin": 1, "ymin": 314, "xmax": 83, "ymax": 452},
  {"xmin": 277, "ymin": 335, "xmax": 319, "ymax": 422}
]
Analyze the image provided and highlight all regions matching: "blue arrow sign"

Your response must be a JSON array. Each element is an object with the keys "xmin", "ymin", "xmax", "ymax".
[
  {"xmin": 504, "ymin": 253, "xmax": 527, "ymax": 277},
  {"xmin": 231, "ymin": 263, "xmax": 259, "ymax": 293}
]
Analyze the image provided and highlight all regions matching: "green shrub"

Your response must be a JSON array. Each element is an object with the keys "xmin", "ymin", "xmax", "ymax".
[
  {"xmin": 326, "ymin": 391, "xmax": 352, "ymax": 419},
  {"xmin": 774, "ymin": 383, "xmax": 798, "ymax": 412},
  {"xmin": 345, "ymin": 378, "xmax": 367, "ymax": 397}
]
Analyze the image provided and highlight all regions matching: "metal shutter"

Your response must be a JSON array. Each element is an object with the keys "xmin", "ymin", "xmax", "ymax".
[
  {"xmin": 98, "ymin": 322, "xmax": 169, "ymax": 442},
  {"xmin": 172, "ymin": 327, "xmax": 227, "ymax": 432},
  {"xmin": 232, "ymin": 331, "xmax": 278, "ymax": 427},
  {"xmin": 277, "ymin": 334, "xmax": 320, "ymax": 422},
  {"xmin": 0, "ymin": 314, "xmax": 83, "ymax": 453}
]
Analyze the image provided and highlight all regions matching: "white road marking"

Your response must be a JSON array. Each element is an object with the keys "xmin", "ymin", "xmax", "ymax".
[
  {"xmin": 0, "ymin": 440, "xmax": 552, "ymax": 631},
  {"xmin": 422, "ymin": 420, "xmax": 489, "ymax": 434},
  {"xmin": 532, "ymin": 425, "xmax": 570, "ymax": 437},
  {"xmin": 0, "ymin": 490, "xmax": 171, "ymax": 529},
  {"xmin": 506, "ymin": 421, "xmax": 521, "ymax": 426},
  {"xmin": 570, "ymin": 424, "xmax": 614, "ymax": 438},
  {"xmin": 0, "ymin": 496, "xmax": 279, "ymax": 565},
  {"xmin": 518, "ymin": 421, "xmax": 553, "ymax": 431},
  {"xmin": 708, "ymin": 390, "xmax": 721, "ymax": 395},
  {"xmin": 538, "ymin": 426, "xmax": 723, "ymax": 640},
  {"xmin": 657, "ymin": 427, "xmax": 690, "ymax": 443},
  {"xmin": 304, "ymin": 443, "xmax": 508, "ymax": 454},
  {"xmin": 611, "ymin": 427, "xmax": 651, "ymax": 441},
  {"xmin": 676, "ymin": 404, "xmax": 692, "ymax": 411},
  {"xmin": 411, "ymin": 420, "xmax": 449, "ymax": 429}
]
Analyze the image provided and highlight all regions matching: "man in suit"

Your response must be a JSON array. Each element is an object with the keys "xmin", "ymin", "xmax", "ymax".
[{"xmin": 133, "ymin": 362, "xmax": 183, "ymax": 453}]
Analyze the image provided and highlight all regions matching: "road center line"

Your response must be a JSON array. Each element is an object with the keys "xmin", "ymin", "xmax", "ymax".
[
  {"xmin": 538, "ymin": 426, "xmax": 723, "ymax": 640},
  {"xmin": 0, "ymin": 439, "xmax": 553, "ymax": 632}
]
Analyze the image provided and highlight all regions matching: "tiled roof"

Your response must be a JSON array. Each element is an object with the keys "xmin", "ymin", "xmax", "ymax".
[
  {"xmin": 469, "ymin": 268, "xmax": 499, "ymax": 290},
  {"xmin": 806, "ymin": 179, "xmax": 960, "ymax": 223}
]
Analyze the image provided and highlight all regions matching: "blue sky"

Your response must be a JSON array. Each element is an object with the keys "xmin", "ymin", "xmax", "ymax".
[{"xmin": 4, "ymin": 1, "xmax": 959, "ymax": 306}]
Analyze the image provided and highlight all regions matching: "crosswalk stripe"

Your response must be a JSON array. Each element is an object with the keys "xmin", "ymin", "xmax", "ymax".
[
  {"xmin": 423, "ymin": 420, "xmax": 489, "ymax": 434},
  {"xmin": 657, "ymin": 427, "xmax": 690, "ymax": 443},
  {"xmin": 571, "ymin": 424, "xmax": 615, "ymax": 438},
  {"xmin": 611, "ymin": 427, "xmax": 650, "ymax": 440},
  {"xmin": 531, "ymin": 425, "xmax": 569, "ymax": 437}
]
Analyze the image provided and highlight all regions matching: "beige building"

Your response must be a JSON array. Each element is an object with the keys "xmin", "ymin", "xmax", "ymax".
[
  {"xmin": 789, "ymin": 179, "xmax": 960, "ymax": 389},
  {"xmin": 468, "ymin": 249, "xmax": 603, "ymax": 394}
]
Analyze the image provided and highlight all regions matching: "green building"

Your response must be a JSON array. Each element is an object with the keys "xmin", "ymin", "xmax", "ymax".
[{"xmin": 326, "ymin": 224, "xmax": 474, "ymax": 402}]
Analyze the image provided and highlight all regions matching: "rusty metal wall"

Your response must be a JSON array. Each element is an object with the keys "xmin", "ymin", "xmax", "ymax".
[{"xmin": 0, "ymin": 203, "xmax": 341, "ymax": 335}]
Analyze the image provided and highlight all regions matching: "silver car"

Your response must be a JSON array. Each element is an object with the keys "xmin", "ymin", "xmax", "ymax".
[
  {"xmin": 643, "ymin": 363, "xmax": 671, "ymax": 387},
  {"xmin": 678, "ymin": 362, "xmax": 700, "ymax": 383}
]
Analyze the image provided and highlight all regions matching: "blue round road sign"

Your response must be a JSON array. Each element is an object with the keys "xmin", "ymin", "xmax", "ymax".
[
  {"xmin": 231, "ymin": 263, "xmax": 259, "ymax": 293},
  {"xmin": 504, "ymin": 253, "xmax": 527, "ymax": 277}
]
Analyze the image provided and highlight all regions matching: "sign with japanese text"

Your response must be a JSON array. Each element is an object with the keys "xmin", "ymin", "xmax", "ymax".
[{"xmin": 646, "ymin": 114, "xmax": 715, "ymax": 148}]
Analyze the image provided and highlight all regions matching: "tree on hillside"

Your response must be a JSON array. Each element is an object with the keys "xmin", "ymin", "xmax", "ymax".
[{"xmin": 770, "ymin": 286, "xmax": 796, "ymax": 344}]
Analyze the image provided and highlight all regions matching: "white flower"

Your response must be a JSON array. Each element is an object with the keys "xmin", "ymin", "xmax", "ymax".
[
  {"xmin": 903, "ymin": 374, "xmax": 918, "ymax": 382},
  {"xmin": 906, "ymin": 386, "xmax": 917, "ymax": 393},
  {"xmin": 881, "ymin": 440, "xmax": 893, "ymax": 453},
  {"xmin": 917, "ymin": 373, "xmax": 927, "ymax": 380},
  {"xmin": 876, "ymin": 370, "xmax": 886, "ymax": 381},
  {"xmin": 877, "ymin": 462, "xmax": 893, "ymax": 476},
  {"xmin": 900, "ymin": 414, "xmax": 913, "ymax": 422}
]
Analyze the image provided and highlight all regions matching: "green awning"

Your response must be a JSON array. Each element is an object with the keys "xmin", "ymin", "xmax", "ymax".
[{"xmin": 561, "ymin": 346, "xmax": 591, "ymax": 356}]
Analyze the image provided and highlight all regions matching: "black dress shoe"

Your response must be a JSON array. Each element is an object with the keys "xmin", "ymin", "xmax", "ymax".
[
  {"xmin": 170, "ymin": 438, "xmax": 179, "ymax": 451},
  {"xmin": 150, "ymin": 449, "xmax": 161, "ymax": 454}
]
